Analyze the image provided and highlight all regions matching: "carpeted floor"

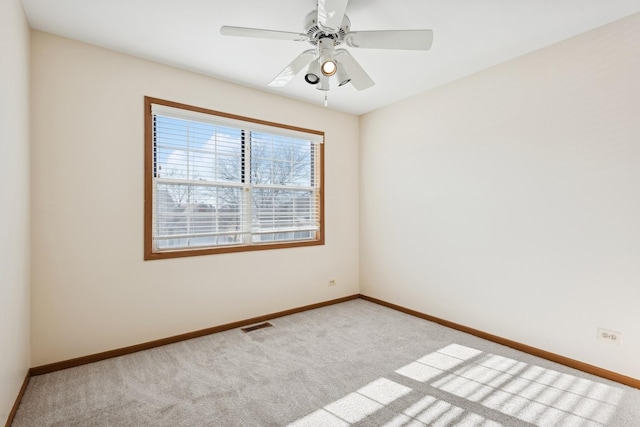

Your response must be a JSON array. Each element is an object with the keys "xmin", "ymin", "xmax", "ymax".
[{"xmin": 12, "ymin": 299, "xmax": 640, "ymax": 426}]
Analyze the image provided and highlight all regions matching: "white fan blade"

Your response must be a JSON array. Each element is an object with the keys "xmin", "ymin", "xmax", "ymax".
[
  {"xmin": 317, "ymin": 0, "xmax": 349, "ymax": 33},
  {"xmin": 334, "ymin": 49, "xmax": 374, "ymax": 91},
  {"xmin": 221, "ymin": 26, "xmax": 309, "ymax": 42},
  {"xmin": 346, "ymin": 30, "xmax": 433, "ymax": 50},
  {"xmin": 268, "ymin": 50, "xmax": 316, "ymax": 87}
]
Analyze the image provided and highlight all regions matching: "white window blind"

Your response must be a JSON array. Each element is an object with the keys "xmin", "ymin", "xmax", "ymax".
[{"xmin": 150, "ymin": 102, "xmax": 322, "ymax": 253}]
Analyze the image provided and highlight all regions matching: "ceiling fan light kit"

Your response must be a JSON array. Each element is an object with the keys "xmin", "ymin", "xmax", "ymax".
[
  {"xmin": 220, "ymin": 0, "xmax": 433, "ymax": 98},
  {"xmin": 318, "ymin": 75, "xmax": 331, "ymax": 92},
  {"xmin": 318, "ymin": 38, "xmax": 338, "ymax": 78},
  {"xmin": 304, "ymin": 60, "xmax": 321, "ymax": 84},
  {"xmin": 336, "ymin": 62, "xmax": 351, "ymax": 87},
  {"xmin": 320, "ymin": 60, "xmax": 337, "ymax": 76}
]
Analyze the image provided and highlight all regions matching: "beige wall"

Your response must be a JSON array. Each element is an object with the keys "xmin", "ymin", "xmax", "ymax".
[
  {"xmin": 30, "ymin": 31, "xmax": 359, "ymax": 366},
  {"xmin": 0, "ymin": 0, "xmax": 31, "ymax": 421},
  {"xmin": 360, "ymin": 14, "xmax": 640, "ymax": 378}
]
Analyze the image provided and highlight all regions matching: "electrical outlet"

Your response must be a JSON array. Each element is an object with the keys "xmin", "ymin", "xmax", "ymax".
[
  {"xmin": 329, "ymin": 278, "xmax": 337, "ymax": 286},
  {"xmin": 597, "ymin": 328, "xmax": 622, "ymax": 346}
]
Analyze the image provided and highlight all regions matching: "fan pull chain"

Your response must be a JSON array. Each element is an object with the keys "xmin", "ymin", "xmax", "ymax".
[{"xmin": 324, "ymin": 92, "xmax": 328, "ymax": 107}]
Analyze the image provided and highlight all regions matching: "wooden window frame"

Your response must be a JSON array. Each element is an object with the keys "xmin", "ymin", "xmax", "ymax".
[{"xmin": 144, "ymin": 97, "xmax": 325, "ymax": 260}]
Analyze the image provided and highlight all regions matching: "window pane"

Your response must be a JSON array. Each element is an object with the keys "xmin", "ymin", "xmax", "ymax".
[
  {"xmin": 251, "ymin": 188, "xmax": 317, "ymax": 233},
  {"xmin": 154, "ymin": 183, "xmax": 243, "ymax": 249},
  {"xmin": 250, "ymin": 133, "xmax": 312, "ymax": 186},
  {"xmin": 154, "ymin": 116, "xmax": 242, "ymax": 183}
]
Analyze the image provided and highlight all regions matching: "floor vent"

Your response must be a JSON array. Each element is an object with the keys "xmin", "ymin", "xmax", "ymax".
[{"xmin": 241, "ymin": 322, "xmax": 273, "ymax": 333}]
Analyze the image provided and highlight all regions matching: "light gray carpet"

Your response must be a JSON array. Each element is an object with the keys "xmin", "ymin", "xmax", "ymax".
[{"xmin": 12, "ymin": 299, "xmax": 640, "ymax": 426}]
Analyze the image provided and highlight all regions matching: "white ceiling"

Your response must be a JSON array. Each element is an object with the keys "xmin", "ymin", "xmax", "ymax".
[{"xmin": 20, "ymin": 0, "xmax": 640, "ymax": 115}]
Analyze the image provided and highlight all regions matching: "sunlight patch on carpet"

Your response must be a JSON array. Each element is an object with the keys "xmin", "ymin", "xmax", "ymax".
[
  {"xmin": 384, "ymin": 395, "xmax": 502, "ymax": 427},
  {"xmin": 407, "ymin": 345, "xmax": 624, "ymax": 427},
  {"xmin": 290, "ymin": 343, "xmax": 624, "ymax": 426},
  {"xmin": 288, "ymin": 378, "xmax": 412, "ymax": 426}
]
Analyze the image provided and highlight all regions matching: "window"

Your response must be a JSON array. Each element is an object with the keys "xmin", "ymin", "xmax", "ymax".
[{"xmin": 144, "ymin": 97, "xmax": 324, "ymax": 259}]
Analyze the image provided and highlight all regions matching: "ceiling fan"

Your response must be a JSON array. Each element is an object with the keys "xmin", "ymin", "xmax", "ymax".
[{"xmin": 220, "ymin": 0, "xmax": 433, "ymax": 93}]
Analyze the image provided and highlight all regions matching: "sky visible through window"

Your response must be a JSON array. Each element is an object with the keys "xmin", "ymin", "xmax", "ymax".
[{"xmin": 155, "ymin": 116, "xmax": 313, "ymax": 188}]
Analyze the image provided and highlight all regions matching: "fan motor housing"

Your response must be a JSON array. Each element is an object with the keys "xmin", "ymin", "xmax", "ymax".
[{"xmin": 304, "ymin": 10, "xmax": 350, "ymax": 46}]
